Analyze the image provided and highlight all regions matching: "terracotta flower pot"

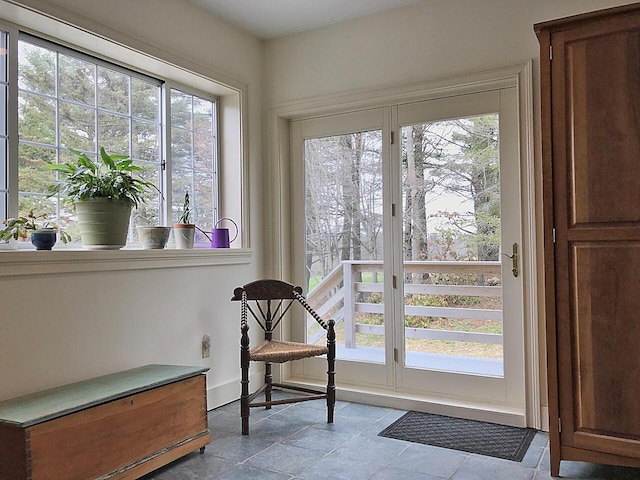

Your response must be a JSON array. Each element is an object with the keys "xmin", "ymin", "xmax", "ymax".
[{"xmin": 173, "ymin": 223, "xmax": 195, "ymax": 249}]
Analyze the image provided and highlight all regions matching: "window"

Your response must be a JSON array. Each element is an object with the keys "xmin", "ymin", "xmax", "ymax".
[{"xmin": 4, "ymin": 32, "xmax": 220, "ymax": 246}]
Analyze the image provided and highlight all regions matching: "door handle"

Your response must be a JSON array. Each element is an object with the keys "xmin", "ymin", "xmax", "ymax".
[{"xmin": 503, "ymin": 243, "xmax": 519, "ymax": 277}]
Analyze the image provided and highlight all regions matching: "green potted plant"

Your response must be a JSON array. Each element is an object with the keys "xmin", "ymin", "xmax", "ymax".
[
  {"xmin": 173, "ymin": 191, "xmax": 196, "ymax": 249},
  {"xmin": 47, "ymin": 147, "xmax": 159, "ymax": 250},
  {"xmin": 1, "ymin": 210, "xmax": 71, "ymax": 250}
]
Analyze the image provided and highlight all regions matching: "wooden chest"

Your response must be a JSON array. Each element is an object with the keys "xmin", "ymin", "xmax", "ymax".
[{"xmin": 0, "ymin": 364, "xmax": 211, "ymax": 480}]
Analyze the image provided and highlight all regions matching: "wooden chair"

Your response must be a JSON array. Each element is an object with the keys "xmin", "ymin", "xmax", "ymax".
[{"xmin": 231, "ymin": 279, "xmax": 336, "ymax": 435}]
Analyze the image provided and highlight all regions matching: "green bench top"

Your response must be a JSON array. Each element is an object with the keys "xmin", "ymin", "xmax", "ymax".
[{"xmin": 0, "ymin": 364, "xmax": 209, "ymax": 427}]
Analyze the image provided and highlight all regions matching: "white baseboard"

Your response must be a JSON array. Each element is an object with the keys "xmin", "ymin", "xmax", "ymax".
[
  {"xmin": 206, "ymin": 370, "xmax": 264, "ymax": 411},
  {"xmin": 540, "ymin": 405, "xmax": 549, "ymax": 432}
]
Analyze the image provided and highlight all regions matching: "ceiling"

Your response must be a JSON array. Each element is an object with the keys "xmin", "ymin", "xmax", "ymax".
[{"xmin": 188, "ymin": 0, "xmax": 425, "ymax": 40}]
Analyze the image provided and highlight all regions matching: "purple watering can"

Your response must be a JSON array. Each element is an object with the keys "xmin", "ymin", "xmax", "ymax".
[{"xmin": 211, "ymin": 217, "xmax": 238, "ymax": 248}]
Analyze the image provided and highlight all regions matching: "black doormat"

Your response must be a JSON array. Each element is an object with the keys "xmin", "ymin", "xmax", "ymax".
[{"xmin": 379, "ymin": 411, "xmax": 537, "ymax": 462}]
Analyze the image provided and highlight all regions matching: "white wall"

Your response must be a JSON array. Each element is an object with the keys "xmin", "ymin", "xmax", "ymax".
[
  {"xmin": 0, "ymin": 0, "xmax": 264, "ymax": 408},
  {"xmin": 263, "ymin": 0, "xmax": 637, "ymax": 421},
  {"xmin": 265, "ymin": 0, "xmax": 634, "ymax": 104}
]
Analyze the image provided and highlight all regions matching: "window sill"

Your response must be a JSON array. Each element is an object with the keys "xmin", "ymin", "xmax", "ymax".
[{"xmin": 0, "ymin": 248, "xmax": 253, "ymax": 277}]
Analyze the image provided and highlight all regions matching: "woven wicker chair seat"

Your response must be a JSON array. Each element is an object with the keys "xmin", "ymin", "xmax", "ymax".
[{"xmin": 250, "ymin": 340, "xmax": 329, "ymax": 363}]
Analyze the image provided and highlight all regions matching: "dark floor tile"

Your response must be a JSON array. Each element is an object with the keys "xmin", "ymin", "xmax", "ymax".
[
  {"xmin": 209, "ymin": 410, "xmax": 244, "ymax": 434},
  {"xmin": 372, "ymin": 466, "xmax": 447, "ymax": 480},
  {"xmin": 208, "ymin": 432, "xmax": 275, "ymax": 462},
  {"xmin": 332, "ymin": 434, "xmax": 408, "ymax": 466},
  {"xmin": 268, "ymin": 402, "xmax": 329, "ymax": 425},
  {"xmin": 339, "ymin": 402, "xmax": 401, "ymax": 420},
  {"xmin": 246, "ymin": 415, "xmax": 309, "ymax": 441},
  {"xmin": 298, "ymin": 454, "xmax": 383, "ymax": 480},
  {"xmin": 246, "ymin": 442, "xmax": 326, "ymax": 475},
  {"xmin": 141, "ymin": 451, "xmax": 236, "ymax": 479},
  {"xmin": 282, "ymin": 426, "xmax": 353, "ymax": 453},
  {"xmin": 388, "ymin": 443, "xmax": 468, "ymax": 478},
  {"xmin": 215, "ymin": 463, "xmax": 293, "ymax": 480},
  {"xmin": 451, "ymin": 455, "xmax": 535, "ymax": 480},
  {"xmin": 312, "ymin": 411, "xmax": 380, "ymax": 434}
]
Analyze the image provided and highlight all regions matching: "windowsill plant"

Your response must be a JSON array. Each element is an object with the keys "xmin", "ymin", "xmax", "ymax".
[
  {"xmin": 47, "ymin": 147, "xmax": 160, "ymax": 250},
  {"xmin": 173, "ymin": 191, "xmax": 196, "ymax": 249},
  {"xmin": 1, "ymin": 210, "xmax": 71, "ymax": 250}
]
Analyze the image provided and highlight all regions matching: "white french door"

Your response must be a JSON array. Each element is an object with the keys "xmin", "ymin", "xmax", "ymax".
[
  {"xmin": 393, "ymin": 88, "xmax": 525, "ymax": 411},
  {"xmin": 289, "ymin": 87, "xmax": 526, "ymax": 419}
]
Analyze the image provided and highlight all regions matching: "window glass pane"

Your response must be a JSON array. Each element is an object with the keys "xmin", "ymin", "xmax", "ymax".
[
  {"xmin": 59, "ymin": 102, "xmax": 95, "ymax": 151},
  {"xmin": 98, "ymin": 111, "xmax": 129, "ymax": 156},
  {"xmin": 0, "ymin": 31, "xmax": 7, "ymax": 83},
  {"xmin": 132, "ymin": 119, "xmax": 159, "ymax": 162},
  {"xmin": 193, "ymin": 98, "xmax": 212, "ymax": 134},
  {"xmin": 304, "ymin": 130, "xmax": 384, "ymax": 359},
  {"xmin": 58, "ymin": 53, "xmax": 95, "ymax": 105},
  {"xmin": 98, "ymin": 67, "xmax": 129, "ymax": 114},
  {"xmin": 171, "ymin": 91, "xmax": 191, "ymax": 129},
  {"xmin": 137, "ymin": 161, "xmax": 161, "ymax": 204},
  {"xmin": 131, "ymin": 78, "xmax": 158, "ymax": 122},
  {"xmin": 0, "ymin": 85, "xmax": 6, "ymax": 136},
  {"xmin": 18, "ymin": 194, "xmax": 56, "ymax": 223},
  {"xmin": 194, "ymin": 207, "xmax": 214, "ymax": 233},
  {"xmin": 18, "ymin": 144, "xmax": 56, "ymax": 194},
  {"xmin": 171, "ymin": 128, "xmax": 192, "ymax": 165},
  {"xmin": 194, "ymin": 171, "xmax": 214, "ymax": 209},
  {"xmin": 19, "ymin": 93, "xmax": 56, "ymax": 144},
  {"xmin": 0, "ymin": 138, "xmax": 6, "ymax": 191},
  {"xmin": 194, "ymin": 132, "xmax": 213, "ymax": 171},
  {"xmin": 18, "ymin": 42, "xmax": 55, "ymax": 95}
]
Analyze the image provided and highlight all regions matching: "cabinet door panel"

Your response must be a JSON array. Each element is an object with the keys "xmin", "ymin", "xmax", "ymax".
[
  {"xmin": 566, "ymin": 31, "xmax": 640, "ymax": 225},
  {"xmin": 572, "ymin": 243, "xmax": 640, "ymax": 441}
]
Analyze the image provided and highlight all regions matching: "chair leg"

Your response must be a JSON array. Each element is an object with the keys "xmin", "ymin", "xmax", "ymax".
[
  {"xmin": 265, "ymin": 362, "xmax": 272, "ymax": 409},
  {"xmin": 327, "ymin": 319, "xmax": 336, "ymax": 423},
  {"xmin": 241, "ymin": 363, "xmax": 250, "ymax": 435},
  {"xmin": 241, "ymin": 327, "xmax": 250, "ymax": 435}
]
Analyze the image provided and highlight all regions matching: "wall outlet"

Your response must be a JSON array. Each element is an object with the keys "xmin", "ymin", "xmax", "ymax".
[{"xmin": 202, "ymin": 335, "xmax": 211, "ymax": 358}]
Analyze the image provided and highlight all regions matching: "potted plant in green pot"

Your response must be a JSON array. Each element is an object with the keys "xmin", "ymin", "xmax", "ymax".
[
  {"xmin": 47, "ymin": 147, "xmax": 159, "ymax": 250},
  {"xmin": 173, "ymin": 191, "xmax": 196, "ymax": 249},
  {"xmin": 1, "ymin": 210, "xmax": 71, "ymax": 250}
]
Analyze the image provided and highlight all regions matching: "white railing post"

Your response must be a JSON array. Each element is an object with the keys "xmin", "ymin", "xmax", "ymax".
[{"xmin": 343, "ymin": 261, "xmax": 356, "ymax": 348}]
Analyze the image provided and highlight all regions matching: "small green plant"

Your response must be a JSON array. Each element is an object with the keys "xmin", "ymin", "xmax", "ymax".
[
  {"xmin": 177, "ymin": 191, "xmax": 192, "ymax": 224},
  {"xmin": 1, "ymin": 210, "xmax": 71, "ymax": 243},
  {"xmin": 47, "ymin": 147, "xmax": 159, "ymax": 208}
]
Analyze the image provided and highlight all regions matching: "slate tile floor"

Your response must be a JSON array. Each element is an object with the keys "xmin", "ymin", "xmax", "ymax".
[{"xmin": 143, "ymin": 393, "xmax": 640, "ymax": 480}]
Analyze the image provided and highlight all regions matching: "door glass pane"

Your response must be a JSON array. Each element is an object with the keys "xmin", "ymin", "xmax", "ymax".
[
  {"xmin": 304, "ymin": 130, "xmax": 384, "ymax": 363},
  {"xmin": 401, "ymin": 114, "xmax": 504, "ymax": 376}
]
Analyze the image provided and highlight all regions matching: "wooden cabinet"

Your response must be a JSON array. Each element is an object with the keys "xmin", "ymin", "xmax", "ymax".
[
  {"xmin": 535, "ymin": 4, "xmax": 640, "ymax": 476},
  {"xmin": 0, "ymin": 365, "xmax": 211, "ymax": 480}
]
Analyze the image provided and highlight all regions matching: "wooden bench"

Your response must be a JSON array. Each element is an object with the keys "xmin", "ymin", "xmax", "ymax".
[{"xmin": 0, "ymin": 364, "xmax": 211, "ymax": 480}]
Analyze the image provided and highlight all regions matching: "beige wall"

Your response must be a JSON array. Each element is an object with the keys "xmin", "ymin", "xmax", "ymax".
[
  {"xmin": 263, "ymin": 0, "xmax": 636, "ymax": 422},
  {"xmin": 0, "ymin": 0, "xmax": 264, "ymax": 407}
]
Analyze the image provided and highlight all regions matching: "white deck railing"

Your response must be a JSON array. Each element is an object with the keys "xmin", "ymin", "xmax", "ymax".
[{"xmin": 307, "ymin": 260, "xmax": 502, "ymax": 348}]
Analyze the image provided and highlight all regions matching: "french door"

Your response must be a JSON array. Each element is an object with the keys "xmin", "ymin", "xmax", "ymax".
[{"xmin": 290, "ymin": 87, "xmax": 526, "ymax": 418}]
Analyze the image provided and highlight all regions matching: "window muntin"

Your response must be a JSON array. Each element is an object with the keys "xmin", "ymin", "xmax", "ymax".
[{"xmin": 5, "ymin": 33, "xmax": 220, "ymax": 247}]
